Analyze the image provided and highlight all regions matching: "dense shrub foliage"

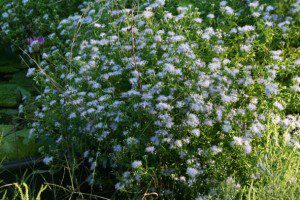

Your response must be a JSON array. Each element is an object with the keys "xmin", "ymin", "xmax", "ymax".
[
  {"xmin": 0, "ymin": 0, "xmax": 83, "ymax": 50},
  {"xmin": 1, "ymin": 0, "xmax": 299, "ymax": 199}
]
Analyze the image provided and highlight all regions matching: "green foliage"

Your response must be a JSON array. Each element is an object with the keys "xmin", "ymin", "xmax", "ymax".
[
  {"xmin": 0, "ymin": 84, "xmax": 31, "ymax": 108},
  {"xmin": 0, "ymin": 59, "xmax": 20, "ymax": 74},
  {"xmin": 0, "ymin": 125, "xmax": 37, "ymax": 160},
  {"xmin": 0, "ymin": 109, "xmax": 18, "ymax": 123},
  {"xmin": 0, "ymin": 0, "xmax": 84, "ymax": 50},
  {"xmin": 211, "ymin": 122, "xmax": 300, "ymax": 200},
  {"xmin": 8, "ymin": 70, "xmax": 36, "ymax": 92}
]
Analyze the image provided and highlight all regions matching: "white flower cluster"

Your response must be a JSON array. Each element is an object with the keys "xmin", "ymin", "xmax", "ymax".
[
  {"xmin": 25, "ymin": 0, "xmax": 299, "ymax": 197},
  {"xmin": 291, "ymin": 76, "xmax": 300, "ymax": 92},
  {"xmin": 281, "ymin": 115, "xmax": 300, "ymax": 149},
  {"xmin": 0, "ymin": 0, "xmax": 83, "ymax": 48}
]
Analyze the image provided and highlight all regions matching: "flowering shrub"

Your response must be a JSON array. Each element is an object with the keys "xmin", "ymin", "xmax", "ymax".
[
  {"xmin": 25, "ymin": 0, "xmax": 299, "ymax": 198},
  {"xmin": 0, "ymin": 0, "xmax": 83, "ymax": 50}
]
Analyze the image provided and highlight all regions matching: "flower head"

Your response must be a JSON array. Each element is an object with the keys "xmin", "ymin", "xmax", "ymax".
[
  {"xmin": 27, "ymin": 36, "xmax": 45, "ymax": 53},
  {"xmin": 131, "ymin": 160, "xmax": 142, "ymax": 169}
]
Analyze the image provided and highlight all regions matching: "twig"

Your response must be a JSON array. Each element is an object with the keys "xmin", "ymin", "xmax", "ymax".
[
  {"xmin": 131, "ymin": 1, "xmax": 142, "ymax": 90},
  {"xmin": 142, "ymin": 192, "xmax": 159, "ymax": 200}
]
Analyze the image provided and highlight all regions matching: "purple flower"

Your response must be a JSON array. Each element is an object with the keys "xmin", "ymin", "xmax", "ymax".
[
  {"xmin": 27, "ymin": 36, "xmax": 45, "ymax": 53},
  {"xmin": 27, "ymin": 36, "xmax": 45, "ymax": 46}
]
